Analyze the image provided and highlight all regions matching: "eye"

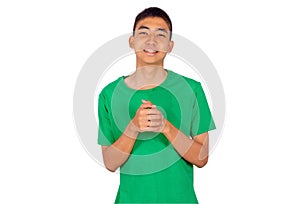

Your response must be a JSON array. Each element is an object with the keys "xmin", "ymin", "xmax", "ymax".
[
  {"xmin": 138, "ymin": 32, "xmax": 148, "ymax": 35},
  {"xmin": 157, "ymin": 33, "xmax": 166, "ymax": 38}
]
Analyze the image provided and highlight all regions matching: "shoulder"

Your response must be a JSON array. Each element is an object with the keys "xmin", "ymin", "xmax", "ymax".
[
  {"xmin": 169, "ymin": 70, "xmax": 202, "ymax": 91},
  {"xmin": 99, "ymin": 76, "xmax": 123, "ymax": 97}
]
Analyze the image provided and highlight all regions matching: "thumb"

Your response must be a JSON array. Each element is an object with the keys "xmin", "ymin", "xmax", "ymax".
[
  {"xmin": 142, "ymin": 99, "xmax": 152, "ymax": 104},
  {"xmin": 141, "ymin": 99, "xmax": 156, "ymax": 109}
]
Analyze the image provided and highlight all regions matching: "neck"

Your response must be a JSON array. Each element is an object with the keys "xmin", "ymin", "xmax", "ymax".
[
  {"xmin": 136, "ymin": 65, "xmax": 164, "ymax": 78},
  {"xmin": 126, "ymin": 66, "xmax": 167, "ymax": 90},
  {"xmin": 136, "ymin": 60, "xmax": 164, "ymax": 69}
]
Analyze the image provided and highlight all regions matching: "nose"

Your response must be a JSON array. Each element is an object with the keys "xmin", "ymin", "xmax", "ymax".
[{"xmin": 145, "ymin": 32, "xmax": 157, "ymax": 45}]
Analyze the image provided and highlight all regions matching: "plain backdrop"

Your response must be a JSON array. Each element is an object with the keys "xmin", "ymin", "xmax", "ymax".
[{"xmin": 1, "ymin": 0, "xmax": 299, "ymax": 203}]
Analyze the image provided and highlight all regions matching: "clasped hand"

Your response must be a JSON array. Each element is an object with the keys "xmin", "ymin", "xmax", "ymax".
[{"xmin": 131, "ymin": 99, "xmax": 166, "ymax": 133}]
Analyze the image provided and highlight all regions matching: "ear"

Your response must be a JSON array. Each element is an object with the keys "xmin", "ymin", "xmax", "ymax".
[
  {"xmin": 129, "ymin": 35, "xmax": 134, "ymax": 49},
  {"xmin": 167, "ymin": 40, "xmax": 174, "ymax": 53}
]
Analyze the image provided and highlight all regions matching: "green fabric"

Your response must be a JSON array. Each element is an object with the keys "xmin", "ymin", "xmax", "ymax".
[{"xmin": 98, "ymin": 69, "xmax": 216, "ymax": 203}]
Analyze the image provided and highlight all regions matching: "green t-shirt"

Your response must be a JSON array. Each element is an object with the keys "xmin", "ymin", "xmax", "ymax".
[{"xmin": 98, "ymin": 69, "xmax": 216, "ymax": 203}]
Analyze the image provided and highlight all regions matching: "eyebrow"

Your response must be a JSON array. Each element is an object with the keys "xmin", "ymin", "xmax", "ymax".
[
  {"xmin": 137, "ymin": 25, "xmax": 168, "ymax": 33},
  {"xmin": 138, "ymin": 25, "xmax": 150, "ymax": 30}
]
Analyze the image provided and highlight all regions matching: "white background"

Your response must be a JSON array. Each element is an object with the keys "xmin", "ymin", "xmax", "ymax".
[{"xmin": 1, "ymin": 0, "xmax": 299, "ymax": 203}]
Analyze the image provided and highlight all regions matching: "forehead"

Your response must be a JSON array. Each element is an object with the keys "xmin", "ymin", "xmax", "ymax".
[{"xmin": 135, "ymin": 17, "xmax": 170, "ymax": 31}]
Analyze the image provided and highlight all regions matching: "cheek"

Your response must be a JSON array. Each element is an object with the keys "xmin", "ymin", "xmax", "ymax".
[
  {"xmin": 160, "ymin": 44, "xmax": 170, "ymax": 52},
  {"xmin": 132, "ymin": 39, "xmax": 145, "ymax": 51}
]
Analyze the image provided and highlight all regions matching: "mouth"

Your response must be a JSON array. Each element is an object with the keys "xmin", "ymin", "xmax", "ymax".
[{"xmin": 143, "ymin": 49, "xmax": 159, "ymax": 56}]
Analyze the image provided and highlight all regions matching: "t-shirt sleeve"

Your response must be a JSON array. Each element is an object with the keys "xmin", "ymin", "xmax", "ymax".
[
  {"xmin": 190, "ymin": 82, "xmax": 216, "ymax": 136},
  {"xmin": 98, "ymin": 90, "xmax": 114, "ymax": 146}
]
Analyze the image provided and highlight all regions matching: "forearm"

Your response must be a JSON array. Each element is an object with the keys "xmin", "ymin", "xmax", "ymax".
[
  {"xmin": 162, "ymin": 120, "xmax": 209, "ymax": 168},
  {"xmin": 102, "ymin": 122, "xmax": 138, "ymax": 172},
  {"xmin": 102, "ymin": 101, "xmax": 158, "ymax": 172}
]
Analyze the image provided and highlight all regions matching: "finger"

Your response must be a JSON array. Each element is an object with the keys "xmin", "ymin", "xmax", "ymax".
[
  {"xmin": 143, "ymin": 126, "xmax": 162, "ymax": 133},
  {"xmin": 140, "ymin": 103, "xmax": 156, "ymax": 109},
  {"xmin": 142, "ymin": 126, "xmax": 153, "ymax": 132},
  {"xmin": 141, "ymin": 120, "xmax": 153, "ymax": 129},
  {"xmin": 142, "ymin": 99, "xmax": 152, "ymax": 104},
  {"xmin": 140, "ymin": 109, "xmax": 154, "ymax": 116},
  {"xmin": 141, "ymin": 100, "xmax": 158, "ymax": 109},
  {"xmin": 147, "ymin": 121, "xmax": 162, "ymax": 127},
  {"xmin": 147, "ymin": 115, "xmax": 162, "ymax": 120},
  {"xmin": 143, "ymin": 118, "xmax": 163, "ymax": 127},
  {"xmin": 139, "ymin": 107, "xmax": 157, "ymax": 115},
  {"xmin": 146, "ymin": 109, "xmax": 161, "ymax": 115}
]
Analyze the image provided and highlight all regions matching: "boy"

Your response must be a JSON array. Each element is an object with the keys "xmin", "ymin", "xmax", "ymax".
[{"xmin": 98, "ymin": 7, "xmax": 215, "ymax": 203}]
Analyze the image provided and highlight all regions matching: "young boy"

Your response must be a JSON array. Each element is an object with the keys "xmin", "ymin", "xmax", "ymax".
[{"xmin": 98, "ymin": 7, "xmax": 216, "ymax": 203}]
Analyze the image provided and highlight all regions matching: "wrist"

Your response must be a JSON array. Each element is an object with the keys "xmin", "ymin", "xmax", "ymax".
[
  {"xmin": 162, "ymin": 119, "xmax": 180, "ymax": 143},
  {"xmin": 162, "ymin": 119, "xmax": 172, "ymax": 135},
  {"xmin": 125, "ymin": 121, "xmax": 139, "ymax": 138}
]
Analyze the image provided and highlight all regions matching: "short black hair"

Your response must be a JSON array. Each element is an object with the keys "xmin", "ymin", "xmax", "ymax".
[{"xmin": 133, "ymin": 7, "xmax": 172, "ymax": 38}]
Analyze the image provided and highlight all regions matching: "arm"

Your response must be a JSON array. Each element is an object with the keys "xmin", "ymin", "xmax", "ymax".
[
  {"xmin": 162, "ymin": 120, "xmax": 209, "ymax": 168},
  {"xmin": 101, "ymin": 101, "xmax": 156, "ymax": 172},
  {"xmin": 101, "ymin": 122, "xmax": 138, "ymax": 172},
  {"xmin": 127, "ymin": 100, "xmax": 210, "ymax": 168},
  {"xmin": 131, "ymin": 102, "xmax": 210, "ymax": 168}
]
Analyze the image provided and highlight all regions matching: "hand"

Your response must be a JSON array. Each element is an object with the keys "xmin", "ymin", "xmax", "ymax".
[{"xmin": 131, "ymin": 99, "xmax": 166, "ymax": 133}]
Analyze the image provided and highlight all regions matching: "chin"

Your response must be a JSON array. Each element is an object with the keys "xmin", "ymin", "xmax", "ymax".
[
  {"xmin": 138, "ymin": 60, "xmax": 164, "ymax": 67},
  {"xmin": 138, "ymin": 57, "xmax": 166, "ymax": 66}
]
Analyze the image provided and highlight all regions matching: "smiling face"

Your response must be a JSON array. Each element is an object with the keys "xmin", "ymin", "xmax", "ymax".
[{"xmin": 129, "ymin": 17, "xmax": 174, "ymax": 68}]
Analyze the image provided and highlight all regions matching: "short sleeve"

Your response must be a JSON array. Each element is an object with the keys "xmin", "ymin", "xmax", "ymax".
[
  {"xmin": 190, "ymin": 83, "xmax": 216, "ymax": 136},
  {"xmin": 98, "ymin": 90, "xmax": 114, "ymax": 146}
]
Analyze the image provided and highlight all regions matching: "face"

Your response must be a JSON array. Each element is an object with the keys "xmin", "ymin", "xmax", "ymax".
[{"xmin": 129, "ymin": 17, "xmax": 174, "ymax": 68}]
